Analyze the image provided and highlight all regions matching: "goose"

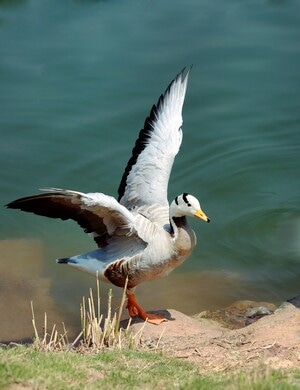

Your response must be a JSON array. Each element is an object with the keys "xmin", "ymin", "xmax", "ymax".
[{"xmin": 6, "ymin": 68, "xmax": 210, "ymax": 324}]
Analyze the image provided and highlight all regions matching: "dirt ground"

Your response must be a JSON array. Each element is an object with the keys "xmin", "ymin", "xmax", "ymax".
[{"xmin": 126, "ymin": 298, "xmax": 300, "ymax": 373}]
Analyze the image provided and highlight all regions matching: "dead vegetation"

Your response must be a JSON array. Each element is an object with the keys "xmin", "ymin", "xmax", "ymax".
[{"xmin": 30, "ymin": 277, "xmax": 149, "ymax": 353}]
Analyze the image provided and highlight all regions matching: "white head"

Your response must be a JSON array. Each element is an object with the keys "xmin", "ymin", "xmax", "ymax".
[{"xmin": 170, "ymin": 193, "xmax": 210, "ymax": 222}]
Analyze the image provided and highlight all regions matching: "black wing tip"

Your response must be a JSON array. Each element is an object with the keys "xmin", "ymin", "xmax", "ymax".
[
  {"xmin": 57, "ymin": 258, "xmax": 69, "ymax": 264},
  {"xmin": 5, "ymin": 192, "xmax": 43, "ymax": 209},
  {"xmin": 5, "ymin": 194, "xmax": 42, "ymax": 210},
  {"xmin": 5, "ymin": 199, "xmax": 21, "ymax": 209}
]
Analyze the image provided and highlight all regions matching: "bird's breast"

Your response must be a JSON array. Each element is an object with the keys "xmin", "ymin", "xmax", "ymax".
[
  {"xmin": 173, "ymin": 225, "xmax": 197, "ymax": 259},
  {"xmin": 141, "ymin": 225, "xmax": 197, "ymax": 281}
]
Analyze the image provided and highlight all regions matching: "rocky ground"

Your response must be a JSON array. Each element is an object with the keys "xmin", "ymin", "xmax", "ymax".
[{"xmin": 125, "ymin": 296, "xmax": 300, "ymax": 372}]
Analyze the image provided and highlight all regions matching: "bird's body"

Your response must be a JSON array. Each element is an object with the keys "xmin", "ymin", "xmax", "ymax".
[
  {"xmin": 7, "ymin": 68, "xmax": 209, "ymax": 324},
  {"xmin": 62, "ymin": 202, "xmax": 196, "ymax": 289}
]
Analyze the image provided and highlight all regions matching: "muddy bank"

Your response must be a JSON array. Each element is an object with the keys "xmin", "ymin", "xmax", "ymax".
[{"xmin": 125, "ymin": 297, "xmax": 300, "ymax": 372}]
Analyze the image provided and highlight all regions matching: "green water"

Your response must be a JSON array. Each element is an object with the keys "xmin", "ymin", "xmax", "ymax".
[{"xmin": 1, "ymin": 0, "xmax": 299, "ymax": 340}]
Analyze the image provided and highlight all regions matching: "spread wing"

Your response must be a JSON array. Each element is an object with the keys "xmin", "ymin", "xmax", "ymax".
[
  {"xmin": 118, "ymin": 67, "xmax": 191, "ymax": 209},
  {"xmin": 6, "ymin": 188, "xmax": 144, "ymax": 248}
]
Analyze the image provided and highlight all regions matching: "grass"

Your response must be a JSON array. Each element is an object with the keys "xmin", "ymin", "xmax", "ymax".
[
  {"xmin": 1, "ymin": 345, "xmax": 299, "ymax": 389},
  {"xmin": 1, "ymin": 278, "xmax": 299, "ymax": 389},
  {"xmin": 0, "ymin": 346, "xmax": 195, "ymax": 389}
]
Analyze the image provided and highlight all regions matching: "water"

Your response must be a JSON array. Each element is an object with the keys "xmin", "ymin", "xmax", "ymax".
[{"xmin": 1, "ymin": 0, "xmax": 300, "ymax": 341}]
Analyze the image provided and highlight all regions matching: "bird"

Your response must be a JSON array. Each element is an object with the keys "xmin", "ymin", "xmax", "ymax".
[{"xmin": 6, "ymin": 68, "xmax": 210, "ymax": 325}]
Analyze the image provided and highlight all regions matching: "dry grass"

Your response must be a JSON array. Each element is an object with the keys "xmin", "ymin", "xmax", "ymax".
[{"xmin": 31, "ymin": 277, "xmax": 147, "ymax": 353}]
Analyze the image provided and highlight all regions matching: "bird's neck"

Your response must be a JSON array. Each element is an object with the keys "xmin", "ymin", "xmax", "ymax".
[{"xmin": 170, "ymin": 216, "xmax": 187, "ymax": 238}]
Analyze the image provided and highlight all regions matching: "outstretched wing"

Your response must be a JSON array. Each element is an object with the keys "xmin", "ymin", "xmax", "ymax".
[
  {"xmin": 118, "ymin": 67, "xmax": 191, "ymax": 209},
  {"xmin": 6, "ymin": 188, "xmax": 143, "ymax": 247}
]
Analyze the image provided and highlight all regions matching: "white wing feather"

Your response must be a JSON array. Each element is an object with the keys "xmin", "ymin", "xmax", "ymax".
[
  {"xmin": 45, "ymin": 188, "xmax": 139, "ymax": 237},
  {"xmin": 118, "ymin": 68, "xmax": 190, "ymax": 209}
]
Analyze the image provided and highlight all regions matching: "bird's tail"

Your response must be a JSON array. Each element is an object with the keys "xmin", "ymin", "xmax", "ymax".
[
  {"xmin": 57, "ymin": 257, "xmax": 71, "ymax": 264},
  {"xmin": 55, "ymin": 249, "xmax": 107, "ymax": 278}
]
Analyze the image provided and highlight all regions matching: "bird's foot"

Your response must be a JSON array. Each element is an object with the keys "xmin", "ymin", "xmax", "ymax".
[{"xmin": 126, "ymin": 293, "xmax": 167, "ymax": 325}]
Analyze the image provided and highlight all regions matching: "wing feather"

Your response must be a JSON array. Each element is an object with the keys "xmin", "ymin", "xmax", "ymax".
[
  {"xmin": 118, "ymin": 67, "xmax": 191, "ymax": 209},
  {"xmin": 6, "ymin": 188, "xmax": 141, "ymax": 247}
]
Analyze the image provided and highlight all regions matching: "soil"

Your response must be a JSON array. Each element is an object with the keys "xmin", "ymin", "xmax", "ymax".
[{"xmin": 124, "ymin": 296, "xmax": 300, "ymax": 372}]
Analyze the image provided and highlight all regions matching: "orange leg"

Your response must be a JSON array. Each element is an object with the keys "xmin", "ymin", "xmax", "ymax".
[{"xmin": 126, "ymin": 293, "xmax": 167, "ymax": 325}]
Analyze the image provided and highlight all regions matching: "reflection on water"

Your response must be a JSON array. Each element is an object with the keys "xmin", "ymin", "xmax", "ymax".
[{"xmin": 0, "ymin": 239, "xmax": 77, "ymax": 343}]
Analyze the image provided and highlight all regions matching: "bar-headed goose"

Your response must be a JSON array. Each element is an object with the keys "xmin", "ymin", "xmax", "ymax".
[{"xmin": 7, "ymin": 68, "xmax": 210, "ymax": 324}]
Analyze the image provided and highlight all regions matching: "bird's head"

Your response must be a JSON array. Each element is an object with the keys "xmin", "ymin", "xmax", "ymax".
[{"xmin": 170, "ymin": 193, "xmax": 210, "ymax": 222}]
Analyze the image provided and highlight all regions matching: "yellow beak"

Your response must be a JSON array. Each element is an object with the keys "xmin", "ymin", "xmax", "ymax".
[{"xmin": 194, "ymin": 209, "xmax": 210, "ymax": 223}]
